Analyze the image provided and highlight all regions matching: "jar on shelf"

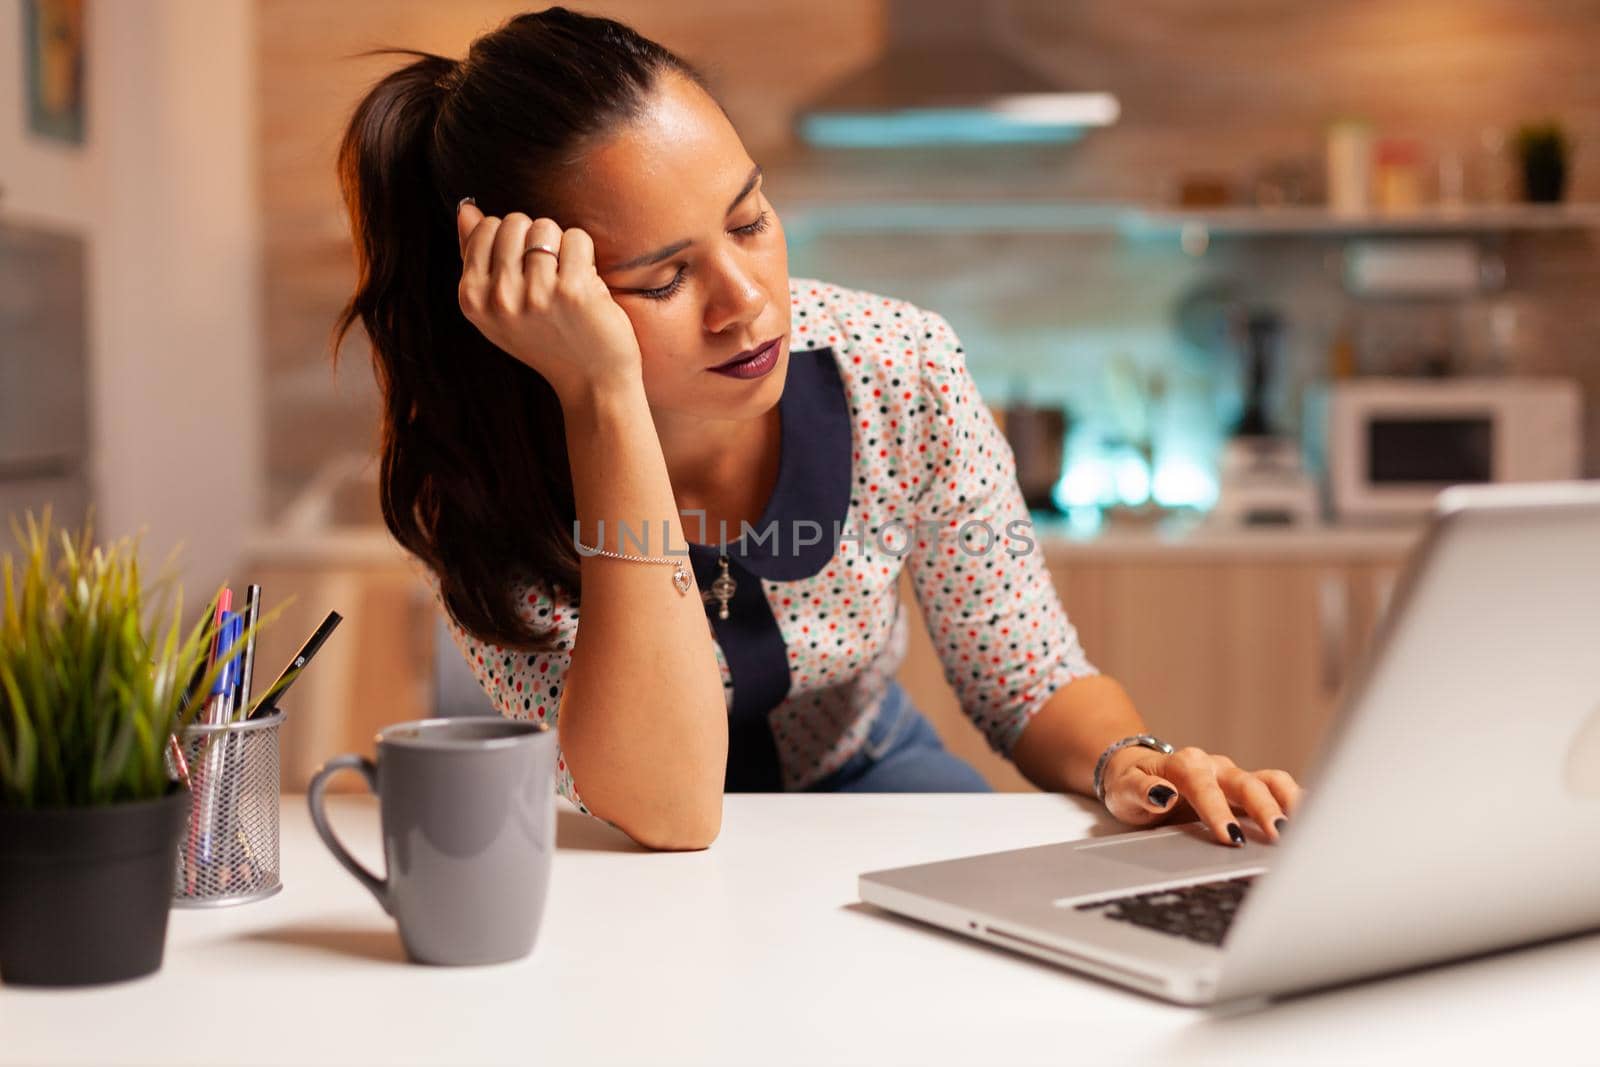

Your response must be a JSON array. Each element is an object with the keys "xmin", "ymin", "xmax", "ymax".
[
  {"xmin": 1326, "ymin": 120, "xmax": 1374, "ymax": 216},
  {"xmin": 1374, "ymin": 138, "xmax": 1423, "ymax": 213}
]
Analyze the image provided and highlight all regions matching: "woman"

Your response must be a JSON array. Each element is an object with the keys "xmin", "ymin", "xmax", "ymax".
[{"xmin": 333, "ymin": 7, "xmax": 1302, "ymax": 851}]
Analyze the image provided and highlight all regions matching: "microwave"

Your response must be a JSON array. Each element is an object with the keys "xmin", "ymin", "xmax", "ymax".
[{"xmin": 1304, "ymin": 378, "xmax": 1584, "ymax": 521}]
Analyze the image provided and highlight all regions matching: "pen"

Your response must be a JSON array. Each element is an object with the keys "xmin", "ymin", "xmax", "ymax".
[
  {"xmin": 220, "ymin": 585, "xmax": 263, "ymax": 886},
  {"xmin": 205, "ymin": 589, "xmax": 233, "ymax": 679},
  {"xmin": 206, "ymin": 612, "xmax": 242, "ymax": 726},
  {"xmin": 192, "ymin": 612, "xmax": 241, "ymax": 876},
  {"xmin": 248, "ymin": 610, "xmax": 342, "ymax": 720},
  {"xmin": 182, "ymin": 588, "xmax": 233, "ymax": 716},
  {"xmin": 232, "ymin": 584, "xmax": 262, "ymax": 722},
  {"xmin": 181, "ymin": 593, "xmax": 228, "ymax": 892},
  {"xmin": 166, "ymin": 735, "xmax": 191, "ymax": 790}
]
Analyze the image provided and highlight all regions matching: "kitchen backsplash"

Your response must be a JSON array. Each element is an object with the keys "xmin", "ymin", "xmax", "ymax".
[{"xmin": 786, "ymin": 219, "xmax": 1600, "ymax": 508}]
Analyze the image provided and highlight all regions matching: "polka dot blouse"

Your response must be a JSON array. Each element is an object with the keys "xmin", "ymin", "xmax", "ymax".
[{"xmin": 438, "ymin": 276, "xmax": 1099, "ymax": 815}]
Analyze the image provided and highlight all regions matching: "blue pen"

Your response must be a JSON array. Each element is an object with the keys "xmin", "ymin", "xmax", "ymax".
[
  {"xmin": 205, "ymin": 612, "xmax": 241, "ymax": 725},
  {"xmin": 224, "ymin": 613, "xmax": 244, "ymax": 705},
  {"xmin": 198, "ymin": 612, "xmax": 242, "ymax": 864}
]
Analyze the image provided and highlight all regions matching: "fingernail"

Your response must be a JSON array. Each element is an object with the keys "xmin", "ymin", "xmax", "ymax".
[
  {"xmin": 1227, "ymin": 822, "xmax": 1245, "ymax": 846},
  {"xmin": 1147, "ymin": 785, "xmax": 1176, "ymax": 807},
  {"xmin": 456, "ymin": 195, "xmax": 475, "ymax": 212},
  {"xmin": 1274, "ymin": 817, "xmax": 1288, "ymax": 833}
]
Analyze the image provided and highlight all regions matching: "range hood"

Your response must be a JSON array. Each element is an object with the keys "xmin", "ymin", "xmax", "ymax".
[{"xmin": 796, "ymin": 0, "xmax": 1119, "ymax": 148}]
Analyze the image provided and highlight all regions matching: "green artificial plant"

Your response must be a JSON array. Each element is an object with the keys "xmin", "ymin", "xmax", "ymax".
[{"xmin": 0, "ymin": 509, "xmax": 276, "ymax": 808}]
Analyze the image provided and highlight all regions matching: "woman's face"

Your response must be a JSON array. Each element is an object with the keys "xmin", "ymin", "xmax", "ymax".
[{"xmin": 557, "ymin": 73, "xmax": 791, "ymax": 426}]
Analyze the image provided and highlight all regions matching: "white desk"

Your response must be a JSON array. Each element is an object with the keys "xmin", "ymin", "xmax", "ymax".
[{"xmin": 5, "ymin": 794, "xmax": 1596, "ymax": 1065}]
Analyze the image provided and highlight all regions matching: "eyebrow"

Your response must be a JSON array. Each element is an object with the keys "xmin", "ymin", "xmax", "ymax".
[{"xmin": 602, "ymin": 163, "xmax": 763, "ymax": 274}]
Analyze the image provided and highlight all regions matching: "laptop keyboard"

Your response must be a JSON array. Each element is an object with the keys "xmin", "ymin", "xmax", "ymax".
[{"xmin": 1073, "ymin": 875, "xmax": 1258, "ymax": 947}]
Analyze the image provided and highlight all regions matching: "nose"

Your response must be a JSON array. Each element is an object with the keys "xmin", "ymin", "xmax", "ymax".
[{"xmin": 701, "ymin": 249, "xmax": 768, "ymax": 338}]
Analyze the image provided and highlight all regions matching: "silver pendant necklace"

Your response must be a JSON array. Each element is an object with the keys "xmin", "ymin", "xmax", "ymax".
[{"xmin": 702, "ymin": 554, "xmax": 737, "ymax": 620}]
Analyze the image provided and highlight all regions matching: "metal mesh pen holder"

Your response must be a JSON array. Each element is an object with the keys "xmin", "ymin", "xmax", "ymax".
[{"xmin": 171, "ymin": 708, "xmax": 284, "ymax": 907}]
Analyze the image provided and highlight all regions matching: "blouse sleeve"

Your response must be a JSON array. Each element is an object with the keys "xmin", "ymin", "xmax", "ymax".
[
  {"xmin": 430, "ymin": 573, "xmax": 594, "ymax": 817},
  {"xmin": 903, "ymin": 307, "xmax": 1100, "ymax": 757}
]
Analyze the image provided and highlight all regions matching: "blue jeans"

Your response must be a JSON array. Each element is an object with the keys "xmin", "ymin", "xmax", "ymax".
[{"xmin": 804, "ymin": 681, "xmax": 994, "ymax": 793}]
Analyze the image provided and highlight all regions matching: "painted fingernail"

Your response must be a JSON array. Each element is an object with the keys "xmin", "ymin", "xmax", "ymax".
[
  {"xmin": 1148, "ymin": 785, "xmax": 1176, "ymax": 807},
  {"xmin": 1227, "ymin": 822, "xmax": 1245, "ymax": 846},
  {"xmin": 456, "ymin": 195, "xmax": 475, "ymax": 212},
  {"xmin": 1274, "ymin": 817, "xmax": 1288, "ymax": 833}
]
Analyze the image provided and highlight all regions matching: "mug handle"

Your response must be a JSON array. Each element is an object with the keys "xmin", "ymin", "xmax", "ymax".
[{"xmin": 307, "ymin": 754, "xmax": 391, "ymax": 914}]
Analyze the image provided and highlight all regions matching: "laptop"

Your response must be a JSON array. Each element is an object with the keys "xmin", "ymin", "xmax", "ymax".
[{"xmin": 860, "ymin": 481, "xmax": 1600, "ymax": 1006}]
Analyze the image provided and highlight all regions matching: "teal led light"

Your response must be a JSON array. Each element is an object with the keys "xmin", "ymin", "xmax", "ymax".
[
  {"xmin": 1052, "ymin": 428, "xmax": 1221, "ymax": 515},
  {"xmin": 799, "ymin": 110, "xmax": 1089, "ymax": 148},
  {"xmin": 1112, "ymin": 453, "xmax": 1152, "ymax": 506},
  {"xmin": 1151, "ymin": 455, "xmax": 1220, "ymax": 509},
  {"xmin": 1066, "ymin": 506, "xmax": 1104, "ymax": 536},
  {"xmin": 1055, "ymin": 457, "xmax": 1115, "ymax": 509},
  {"xmin": 1054, "ymin": 448, "xmax": 1152, "ymax": 509}
]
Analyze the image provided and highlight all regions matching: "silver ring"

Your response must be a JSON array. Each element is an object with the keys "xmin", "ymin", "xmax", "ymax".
[{"xmin": 523, "ymin": 244, "xmax": 559, "ymax": 261}]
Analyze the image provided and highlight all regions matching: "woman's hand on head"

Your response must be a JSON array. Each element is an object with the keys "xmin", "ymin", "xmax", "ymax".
[
  {"xmin": 1100, "ymin": 745, "xmax": 1304, "ymax": 847},
  {"xmin": 455, "ymin": 200, "xmax": 644, "ymax": 403}
]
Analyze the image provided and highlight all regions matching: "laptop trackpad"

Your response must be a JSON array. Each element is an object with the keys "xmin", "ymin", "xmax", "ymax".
[{"xmin": 1073, "ymin": 826, "xmax": 1262, "ymax": 876}]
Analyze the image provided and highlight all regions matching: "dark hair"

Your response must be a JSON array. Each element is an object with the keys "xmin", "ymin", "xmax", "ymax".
[{"xmin": 332, "ymin": 8, "xmax": 714, "ymax": 652}]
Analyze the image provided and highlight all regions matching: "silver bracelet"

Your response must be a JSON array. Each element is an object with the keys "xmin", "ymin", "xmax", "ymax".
[
  {"xmin": 1092, "ymin": 734, "xmax": 1175, "ymax": 802},
  {"xmin": 573, "ymin": 539, "xmax": 692, "ymax": 596}
]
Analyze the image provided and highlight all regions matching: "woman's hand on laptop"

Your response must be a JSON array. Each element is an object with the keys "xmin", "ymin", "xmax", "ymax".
[{"xmin": 1101, "ymin": 746, "xmax": 1303, "ymax": 847}]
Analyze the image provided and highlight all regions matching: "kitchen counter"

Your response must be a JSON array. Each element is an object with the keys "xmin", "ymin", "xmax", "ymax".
[
  {"xmin": 1031, "ymin": 514, "xmax": 1425, "ymax": 563},
  {"xmin": 250, "ymin": 452, "xmax": 1424, "ymax": 568},
  {"xmin": 244, "ymin": 518, "xmax": 1426, "ymax": 569}
]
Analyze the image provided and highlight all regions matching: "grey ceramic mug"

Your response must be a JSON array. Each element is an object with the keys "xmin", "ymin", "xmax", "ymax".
[{"xmin": 307, "ymin": 718, "xmax": 557, "ymax": 966}]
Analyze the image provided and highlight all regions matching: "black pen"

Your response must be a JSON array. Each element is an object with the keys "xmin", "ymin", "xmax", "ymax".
[
  {"xmin": 248, "ymin": 610, "xmax": 343, "ymax": 720},
  {"xmin": 232, "ymin": 584, "xmax": 262, "ymax": 721}
]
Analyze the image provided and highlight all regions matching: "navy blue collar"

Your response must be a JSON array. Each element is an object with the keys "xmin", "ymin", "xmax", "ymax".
[{"xmin": 686, "ymin": 346, "xmax": 850, "ymax": 581}]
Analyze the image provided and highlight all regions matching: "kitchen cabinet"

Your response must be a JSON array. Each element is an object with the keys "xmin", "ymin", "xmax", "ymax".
[{"xmin": 896, "ymin": 530, "xmax": 1415, "ymax": 791}]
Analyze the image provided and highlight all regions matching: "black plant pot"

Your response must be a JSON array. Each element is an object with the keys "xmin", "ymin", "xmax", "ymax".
[{"xmin": 0, "ymin": 786, "xmax": 189, "ymax": 986}]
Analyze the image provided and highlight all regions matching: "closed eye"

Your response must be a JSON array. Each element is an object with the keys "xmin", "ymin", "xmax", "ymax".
[
  {"xmin": 731, "ymin": 209, "xmax": 772, "ymax": 238},
  {"xmin": 636, "ymin": 209, "xmax": 773, "ymax": 302}
]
